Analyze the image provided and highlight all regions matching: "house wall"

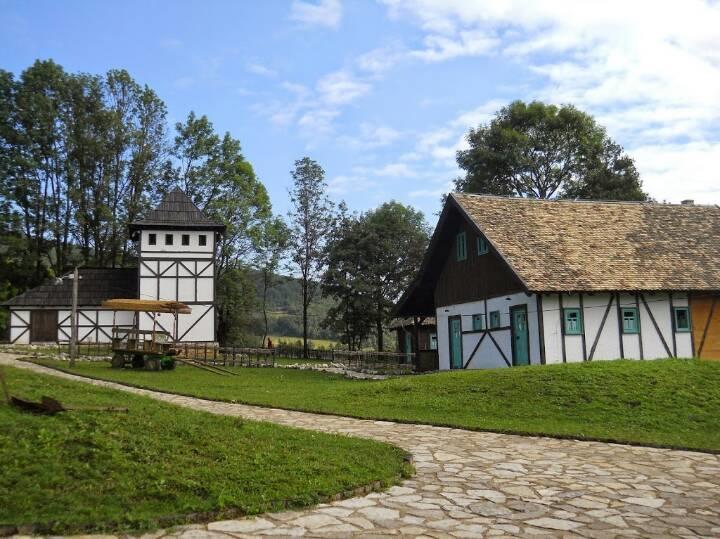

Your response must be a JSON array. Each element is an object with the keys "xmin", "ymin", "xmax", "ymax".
[
  {"xmin": 9, "ymin": 309, "xmax": 30, "ymax": 344},
  {"xmin": 58, "ymin": 309, "xmax": 134, "ymax": 343},
  {"xmin": 138, "ymin": 228, "xmax": 218, "ymax": 342},
  {"xmin": 436, "ymin": 292, "xmax": 541, "ymax": 369},
  {"xmin": 541, "ymin": 292, "xmax": 692, "ymax": 363}
]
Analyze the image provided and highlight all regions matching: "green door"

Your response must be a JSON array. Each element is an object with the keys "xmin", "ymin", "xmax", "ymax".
[
  {"xmin": 449, "ymin": 316, "xmax": 463, "ymax": 369},
  {"xmin": 511, "ymin": 305, "xmax": 529, "ymax": 366}
]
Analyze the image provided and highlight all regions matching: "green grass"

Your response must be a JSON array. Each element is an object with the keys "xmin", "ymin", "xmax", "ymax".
[
  {"xmin": 0, "ymin": 367, "xmax": 410, "ymax": 535},
  {"xmin": 30, "ymin": 358, "xmax": 720, "ymax": 452}
]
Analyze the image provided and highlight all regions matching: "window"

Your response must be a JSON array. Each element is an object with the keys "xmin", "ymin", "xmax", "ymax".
[
  {"xmin": 563, "ymin": 308, "xmax": 583, "ymax": 335},
  {"xmin": 622, "ymin": 307, "xmax": 639, "ymax": 334},
  {"xmin": 199, "ymin": 234, "xmax": 207, "ymax": 246},
  {"xmin": 148, "ymin": 233, "xmax": 156, "ymax": 246},
  {"xmin": 489, "ymin": 310, "xmax": 501, "ymax": 329},
  {"xmin": 181, "ymin": 234, "xmax": 190, "ymax": 246},
  {"xmin": 472, "ymin": 313, "xmax": 485, "ymax": 331},
  {"xmin": 165, "ymin": 234, "xmax": 173, "ymax": 246},
  {"xmin": 477, "ymin": 236, "xmax": 489, "ymax": 255},
  {"xmin": 429, "ymin": 334, "xmax": 438, "ymax": 350},
  {"xmin": 456, "ymin": 232, "xmax": 467, "ymax": 261},
  {"xmin": 673, "ymin": 307, "xmax": 691, "ymax": 332}
]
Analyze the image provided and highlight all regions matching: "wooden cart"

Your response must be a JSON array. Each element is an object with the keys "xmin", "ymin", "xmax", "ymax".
[{"xmin": 101, "ymin": 299, "xmax": 191, "ymax": 371}]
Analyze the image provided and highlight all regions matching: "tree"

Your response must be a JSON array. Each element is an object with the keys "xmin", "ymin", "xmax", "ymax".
[
  {"xmin": 455, "ymin": 100, "xmax": 646, "ymax": 200},
  {"xmin": 216, "ymin": 267, "xmax": 257, "ymax": 345},
  {"xmin": 287, "ymin": 157, "xmax": 335, "ymax": 358},
  {"xmin": 254, "ymin": 217, "xmax": 289, "ymax": 347},
  {"xmin": 322, "ymin": 201, "xmax": 429, "ymax": 351}
]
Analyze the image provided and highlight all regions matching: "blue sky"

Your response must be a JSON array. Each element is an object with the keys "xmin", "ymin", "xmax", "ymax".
[{"xmin": 2, "ymin": 0, "xmax": 719, "ymax": 223}]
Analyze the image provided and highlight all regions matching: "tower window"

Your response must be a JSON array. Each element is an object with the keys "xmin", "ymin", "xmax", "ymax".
[
  {"xmin": 456, "ymin": 232, "xmax": 467, "ymax": 261},
  {"xmin": 165, "ymin": 234, "xmax": 174, "ymax": 246},
  {"xmin": 199, "ymin": 234, "xmax": 207, "ymax": 246},
  {"xmin": 148, "ymin": 233, "xmax": 156, "ymax": 246},
  {"xmin": 182, "ymin": 234, "xmax": 190, "ymax": 246},
  {"xmin": 489, "ymin": 310, "xmax": 500, "ymax": 329}
]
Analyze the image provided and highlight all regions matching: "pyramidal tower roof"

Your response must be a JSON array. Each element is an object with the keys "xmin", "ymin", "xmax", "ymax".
[{"xmin": 130, "ymin": 188, "xmax": 226, "ymax": 232}]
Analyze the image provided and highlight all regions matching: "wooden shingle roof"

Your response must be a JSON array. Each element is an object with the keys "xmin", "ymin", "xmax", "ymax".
[
  {"xmin": 452, "ymin": 194, "xmax": 720, "ymax": 292},
  {"xmin": 129, "ymin": 188, "xmax": 226, "ymax": 231},
  {"xmin": 2, "ymin": 268, "xmax": 138, "ymax": 307}
]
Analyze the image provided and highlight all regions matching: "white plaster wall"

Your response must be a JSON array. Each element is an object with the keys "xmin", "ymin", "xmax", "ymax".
[
  {"xmin": 583, "ymin": 294, "xmax": 621, "ymax": 361},
  {"xmin": 10, "ymin": 309, "xmax": 30, "ymax": 344},
  {"xmin": 58, "ymin": 309, "xmax": 134, "ymax": 343},
  {"xmin": 140, "ymin": 230, "xmax": 214, "ymax": 259},
  {"xmin": 197, "ymin": 279, "xmax": 214, "ymax": 302},
  {"xmin": 138, "ymin": 306, "xmax": 215, "ymax": 342},
  {"xmin": 435, "ymin": 292, "xmax": 540, "ymax": 370}
]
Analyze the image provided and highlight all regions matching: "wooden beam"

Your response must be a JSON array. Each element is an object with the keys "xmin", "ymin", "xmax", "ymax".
[
  {"xmin": 688, "ymin": 293, "xmax": 696, "ymax": 357},
  {"xmin": 698, "ymin": 296, "xmax": 718, "ymax": 358},
  {"xmin": 588, "ymin": 295, "xmax": 614, "ymax": 361},
  {"xmin": 559, "ymin": 293, "xmax": 566, "ymax": 363},
  {"xmin": 640, "ymin": 293, "xmax": 673, "ymax": 358},
  {"xmin": 579, "ymin": 293, "xmax": 587, "ymax": 361},
  {"xmin": 616, "ymin": 293, "xmax": 625, "ymax": 359},
  {"xmin": 537, "ymin": 294, "xmax": 546, "ymax": 365},
  {"xmin": 463, "ymin": 332, "xmax": 487, "ymax": 369},
  {"xmin": 635, "ymin": 293, "xmax": 644, "ymax": 360},
  {"xmin": 669, "ymin": 292, "xmax": 677, "ymax": 358}
]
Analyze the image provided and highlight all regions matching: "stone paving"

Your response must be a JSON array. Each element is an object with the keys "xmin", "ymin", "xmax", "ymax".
[{"xmin": 3, "ymin": 354, "xmax": 720, "ymax": 538}]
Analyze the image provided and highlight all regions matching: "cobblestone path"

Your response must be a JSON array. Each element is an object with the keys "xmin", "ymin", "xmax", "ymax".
[{"xmin": 2, "ymin": 355, "xmax": 719, "ymax": 538}]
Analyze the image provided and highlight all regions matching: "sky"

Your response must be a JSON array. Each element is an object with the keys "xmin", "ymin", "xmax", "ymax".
[{"xmin": 2, "ymin": 0, "xmax": 719, "ymax": 223}]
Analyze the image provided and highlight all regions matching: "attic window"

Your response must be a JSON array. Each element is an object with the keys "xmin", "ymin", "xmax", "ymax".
[
  {"xmin": 622, "ymin": 307, "xmax": 639, "ymax": 334},
  {"xmin": 472, "ymin": 314, "xmax": 485, "ymax": 331},
  {"xmin": 563, "ymin": 308, "xmax": 583, "ymax": 335},
  {"xmin": 477, "ymin": 236, "xmax": 489, "ymax": 255},
  {"xmin": 456, "ymin": 232, "xmax": 467, "ymax": 261},
  {"xmin": 673, "ymin": 307, "xmax": 691, "ymax": 332},
  {"xmin": 199, "ymin": 234, "xmax": 207, "ymax": 246},
  {"xmin": 165, "ymin": 234, "xmax": 174, "ymax": 246},
  {"xmin": 148, "ymin": 233, "xmax": 156, "ymax": 246},
  {"xmin": 182, "ymin": 234, "xmax": 190, "ymax": 246},
  {"xmin": 489, "ymin": 310, "xmax": 500, "ymax": 329}
]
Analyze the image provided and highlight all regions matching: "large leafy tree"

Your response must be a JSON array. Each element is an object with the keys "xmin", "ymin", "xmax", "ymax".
[
  {"xmin": 455, "ymin": 100, "xmax": 646, "ymax": 200},
  {"xmin": 254, "ymin": 217, "xmax": 290, "ymax": 347},
  {"xmin": 287, "ymin": 157, "xmax": 335, "ymax": 358},
  {"xmin": 323, "ymin": 201, "xmax": 429, "ymax": 351}
]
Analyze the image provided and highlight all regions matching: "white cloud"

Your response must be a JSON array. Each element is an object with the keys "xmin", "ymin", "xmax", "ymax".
[
  {"xmin": 338, "ymin": 123, "xmax": 403, "ymax": 150},
  {"xmin": 375, "ymin": 162, "xmax": 417, "ymax": 177},
  {"xmin": 328, "ymin": 174, "xmax": 378, "ymax": 194},
  {"xmin": 247, "ymin": 63, "xmax": 277, "ymax": 78},
  {"xmin": 290, "ymin": 0, "xmax": 342, "ymax": 29},
  {"xmin": 316, "ymin": 70, "xmax": 371, "ymax": 106},
  {"xmin": 411, "ymin": 29, "xmax": 499, "ymax": 62},
  {"xmin": 356, "ymin": 44, "xmax": 406, "ymax": 75}
]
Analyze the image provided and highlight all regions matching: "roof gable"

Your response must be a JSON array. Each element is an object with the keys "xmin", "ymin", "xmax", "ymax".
[{"xmin": 130, "ymin": 188, "xmax": 226, "ymax": 231}]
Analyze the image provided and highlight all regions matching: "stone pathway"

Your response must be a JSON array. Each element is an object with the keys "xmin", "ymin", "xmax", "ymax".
[{"xmin": 3, "ymin": 354, "xmax": 720, "ymax": 538}]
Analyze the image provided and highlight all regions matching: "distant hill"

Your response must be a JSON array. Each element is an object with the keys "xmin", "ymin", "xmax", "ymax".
[{"xmin": 247, "ymin": 270, "xmax": 339, "ymax": 341}]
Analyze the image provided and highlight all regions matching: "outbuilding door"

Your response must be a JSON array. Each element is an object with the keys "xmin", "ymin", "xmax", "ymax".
[
  {"xmin": 510, "ymin": 305, "xmax": 530, "ymax": 366},
  {"xmin": 449, "ymin": 316, "xmax": 463, "ymax": 369},
  {"xmin": 30, "ymin": 310, "xmax": 58, "ymax": 342}
]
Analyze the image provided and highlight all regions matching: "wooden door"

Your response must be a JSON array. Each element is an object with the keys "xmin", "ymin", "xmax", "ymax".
[
  {"xmin": 448, "ymin": 316, "xmax": 463, "ymax": 369},
  {"xmin": 30, "ymin": 310, "xmax": 58, "ymax": 342},
  {"xmin": 511, "ymin": 305, "xmax": 530, "ymax": 366},
  {"xmin": 691, "ymin": 295, "xmax": 720, "ymax": 360}
]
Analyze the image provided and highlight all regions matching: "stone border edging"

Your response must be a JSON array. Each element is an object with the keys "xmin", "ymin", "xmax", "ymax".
[{"xmin": 19, "ymin": 357, "xmax": 720, "ymax": 456}]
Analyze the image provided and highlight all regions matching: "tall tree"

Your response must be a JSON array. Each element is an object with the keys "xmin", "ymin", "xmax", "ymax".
[
  {"xmin": 287, "ymin": 157, "xmax": 335, "ymax": 358},
  {"xmin": 254, "ymin": 217, "xmax": 289, "ymax": 347},
  {"xmin": 455, "ymin": 100, "xmax": 646, "ymax": 200}
]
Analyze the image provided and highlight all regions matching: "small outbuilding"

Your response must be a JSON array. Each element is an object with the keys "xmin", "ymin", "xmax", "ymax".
[{"xmin": 396, "ymin": 194, "xmax": 720, "ymax": 369}]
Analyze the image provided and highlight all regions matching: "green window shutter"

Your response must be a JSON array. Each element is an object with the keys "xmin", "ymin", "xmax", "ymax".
[
  {"xmin": 477, "ymin": 236, "xmax": 489, "ymax": 255},
  {"xmin": 472, "ymin": 314, "xmax": 485, "ymax": 331},
  {"xmin": 622, "ymin": 307, "xmax": 639, "ymax": 334},
  {"xmin": 673, "ymin": 307, "xmax": 691, "ymax": 332},
  {"xmin": 563, "ymin": 308, "xmax": 583, "ymax": 335},
  {"xmin": 456, "ymin": 232, "xmax": 467, "ymax": 261},
  {"xmin": 489, "ymin": 310, "xmax": 500, "ymax": 329}
]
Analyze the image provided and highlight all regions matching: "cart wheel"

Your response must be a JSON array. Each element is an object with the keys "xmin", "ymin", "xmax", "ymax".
[
  {"xmin": 111, "ymin": 354, "xmax": 125, "ymax": 368},
  {"xmin": 132, "ymin": 354, "xmax": 145, "ymax": 369}
]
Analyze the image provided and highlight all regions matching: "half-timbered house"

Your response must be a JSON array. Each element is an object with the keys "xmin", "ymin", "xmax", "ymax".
[
  {"xmin": 396, "ymin": 194, "xmax": 720, "ymax": 369},
  {"xmin": 3, "ymin": 188, "xmax": 225, "ymax": 344}
]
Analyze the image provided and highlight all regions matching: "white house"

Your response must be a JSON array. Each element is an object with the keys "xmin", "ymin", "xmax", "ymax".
[
  {"xmin": 396, "ymin": 194, "xmax": 720, "ymax": 369},
  {"xmin": 4, "ymin": 189, "xmax": 225, "ymax": 344}
]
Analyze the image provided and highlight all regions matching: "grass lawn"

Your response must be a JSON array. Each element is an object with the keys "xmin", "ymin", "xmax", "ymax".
[
  {"xmin": 31, "ymin": 358, "xmax": 720, "ymax": 452},
  {"xmin": 0, "ymin": 367, "xmax": 410, "ymax": 535}
]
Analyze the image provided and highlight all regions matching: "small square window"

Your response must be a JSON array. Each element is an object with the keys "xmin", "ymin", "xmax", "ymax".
[
  {"xmin": 199, "ymin": 234, "xmax": 207, "ymax": 246},
  {"xmin": 181, "ymin": 234, "xmax": 190, "ymax": 246},
  {"xmin": 472, "ymin": 314, "xmax": 485, "ymax": 331},
  {"xmin": 477, "ymin": 236, "xmax": 489, "ymax": 255},
  {"xmin": 563, "ymin": 308, "xmax": 583, "ymax": 335},
  {"xmin": 673, "ymin": 307, "xmax": 691, "ymax": 332},
  {"xmin": 165, "ymin": 234, "xmax": 174, "ymax": 246},
  {"xmin": 489, "ymin": 310, "xmax": 500, "ymax": 329},
  {"xmin": 429, "ymin": 334, "xmax": 438, "ymax": 350},
  {"xmin": 456, "ymin": 232, "xmax": 467, "ymax": 261},
  {"xmin": 148, "ymin": 233, "xmax": 156, "ymax": 246},
  {"xmin": 622, "ymin": 307, "xmax": 639, "ymax": 334}
]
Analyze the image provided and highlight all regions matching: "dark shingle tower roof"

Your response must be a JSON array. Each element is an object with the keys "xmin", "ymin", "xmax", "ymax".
[{"xmin": 129, "ymin": 188, "xmax": 226, "ymax": 232}]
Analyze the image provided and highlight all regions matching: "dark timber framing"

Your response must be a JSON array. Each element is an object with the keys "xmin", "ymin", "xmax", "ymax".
[
  {"xmin": 635, "ymin": 293, "xmax": 644, "ymax": 360},
  {"xmin": 463, "ymin": 332, "xmax": 487, "ymax": 369},
  {"xmin": 558, "ymin": 293, "xmax": 567, "ymax": 363},
  {"xmin": 615, "ymin": 292, "xmax": 625, "ymax": 359},
  {"xmin": 579, "ymin": 293, "xmax": 588, "ymax": 361},
  {"xmin": 588, "ymin": 295, "xmax": 614, "ymax": 361},
  {"xmin": 640, "ymin": 293, "xmax": 673, "ymax": 358},
  {"xmin": 537, "ymin": 294, "xmax": 546, "ymax": 365},
  {"xmin": 669, "ymin": 292, "xmax": 678, "ymax": 357}
]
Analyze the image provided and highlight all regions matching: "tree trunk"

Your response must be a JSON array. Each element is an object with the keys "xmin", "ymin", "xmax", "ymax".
[
  {"xmin": 261, "ymin": 271, "xmax": 270, "ymax": 347},
  {"xmin": 376, "ymin": 316, "xmax": 383, "ymax": 352},
  {"xmin": 302, "ymin": 279, "xmax": 309, "ymax": 359}
]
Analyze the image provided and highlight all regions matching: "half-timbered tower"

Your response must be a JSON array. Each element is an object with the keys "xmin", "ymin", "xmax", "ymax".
[
  {"xmin": 129, "ymin": 188, "xmax": 226, "ymax": 342},
  {"xmin": 396, "ymin": 195, "xmax": 720, "ymax": 369}
]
